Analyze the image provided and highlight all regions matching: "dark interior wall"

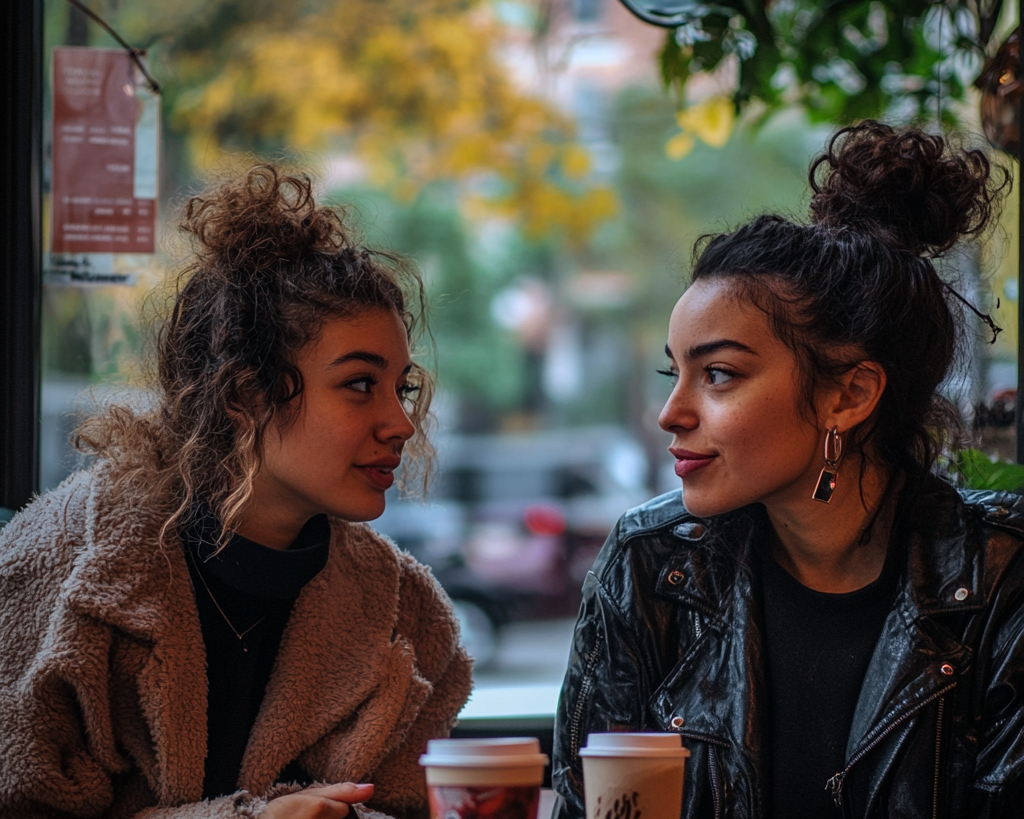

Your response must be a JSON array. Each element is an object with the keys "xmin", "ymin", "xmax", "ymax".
[{"xmin": 0, "ymin": 0, "xmax": 43, "ymax": 510}]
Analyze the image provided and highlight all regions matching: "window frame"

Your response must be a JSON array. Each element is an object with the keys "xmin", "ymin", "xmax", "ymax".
[{"xmin": 0, "ymin": 0, "xmax": 44, "ymax": 510}]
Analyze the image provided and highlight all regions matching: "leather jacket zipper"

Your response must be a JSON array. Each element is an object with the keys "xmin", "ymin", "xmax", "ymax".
[
  {"xmin": 932, "ymin": 696, "xmax": 946, "ymax": 819},
  {"xmin": 709, "ymin": 744, "xmax": 723, "ymax": 819},
  {"xmin": 691, "ymin": 609, "xmax": 703, "ymax": 641},
  {"xmin": 570, "ymin": 630, "xmax": 604, "ymax": 761},
  {"xmin": 675, "ymin": 730, "xmax": 731, "ymax": 819},
  {"xmin": 827, "ymin": 681, "xmax": 957, "ymax": 808}
]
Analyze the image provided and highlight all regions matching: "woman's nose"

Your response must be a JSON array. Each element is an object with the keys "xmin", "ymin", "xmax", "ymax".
[
  {"xmin": 658, "ymin": 386, "xmax": 698, "ymax": 433},
  {"xmin": 382, "ymin": 394, "xmax": 416, "ymax": 443}
]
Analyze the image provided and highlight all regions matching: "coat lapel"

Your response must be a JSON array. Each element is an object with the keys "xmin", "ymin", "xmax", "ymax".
[
  {"xmin": 241, "ymin": 521, "xmax": 431, "ymax": 792},
  {"xmin": 847, "ymin": 481, "xmax": 982, "ymax": 760},
  {"xmin": 62, "ymin": 469, "xmax": 208, "ymax": 805},
  {"xmin": 651, "ymin": 510, "xmax": 770, "ymax": 816},
  {"xmin": 835, "ymin": 481, "xmax": 984, "ymax": 813}
]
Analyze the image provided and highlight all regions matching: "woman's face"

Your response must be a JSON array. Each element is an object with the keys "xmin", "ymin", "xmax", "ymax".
[
  {"xmin": 658, "ymin": 278, "xmax": 829, "ymax": 518},
  {"xmin": 251, "ymin": 308, "xmax": 417, "ymax": 536}
]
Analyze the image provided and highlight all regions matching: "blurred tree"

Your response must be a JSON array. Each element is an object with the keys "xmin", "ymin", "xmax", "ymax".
[
  {"xmin": 113, "ymin": 0, "xmax": 615, "ymax": 243},
  {"xmin": 382, "ymin": 191, "xmax": 532, "ymax": 421},
  {"xmin": 574, "ymin": 87, "xmax": 824, "ymax": 462}
]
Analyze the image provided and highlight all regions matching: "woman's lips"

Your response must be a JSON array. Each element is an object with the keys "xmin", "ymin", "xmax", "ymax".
[
  {"xmin": 360, "ymin": 468, "xmax": 396, "ymax": 490},
  {"xmin": 670, "ymin": 449, "xmax": 716, "ymax": 478},
  {"xmin": 358, "ymin": 457, "xmax": 401, "ymax": 490}
]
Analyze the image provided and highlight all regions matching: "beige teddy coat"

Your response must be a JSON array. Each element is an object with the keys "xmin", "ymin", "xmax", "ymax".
[{"xmin": 0, "ymin": 467, "xmax": 473, "ymax": 818}]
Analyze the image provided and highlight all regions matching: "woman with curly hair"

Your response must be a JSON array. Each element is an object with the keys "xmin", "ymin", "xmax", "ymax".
[
  {"xmin": 0, "ymin": 165, "xmax": 472, "ymax": 819},
  {"xmin": 553, "ymin": 122, "xmax": 1024, "ymax": 818}
]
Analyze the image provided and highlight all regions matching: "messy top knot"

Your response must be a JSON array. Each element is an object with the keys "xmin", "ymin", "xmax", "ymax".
[
  {"xmin": 808, "ymin": 120, "xmax": 1002, "ymax": 257},
  {"xmin": 180, "ymin": 164, "xmax": 350, "ymax": 274},
  {"xmin": 689, "ymin": 121, "xmax": 1009, "ymax": 482},
  {"xmin": 75, "ymin": 163, "xmax": 433, "ymax": 546}
]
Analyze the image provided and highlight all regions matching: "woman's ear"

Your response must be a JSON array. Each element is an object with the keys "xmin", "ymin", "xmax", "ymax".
[{"xmin": 824, "ymin": 361, "xmax": 887, "ymax": 432}]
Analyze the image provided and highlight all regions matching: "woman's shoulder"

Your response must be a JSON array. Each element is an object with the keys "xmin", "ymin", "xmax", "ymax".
[
  {"xmin": 959, "ymin": 487, "xmax": 1024, "ymax": 535},
  {"xmin": 0, "ymin": 462, "xmax": 171, "ymax": 581},
  {"xmin": 0, "ymin": 469, "xmax": 95, "ymax": 560},
  {"xmin": 904, "ymin": 477, "xmax": 1024, "ymax": 615},
  {"xmin": 329, "ymin": 519, "xmax": 465, "ymax": 680},
  {"xmin": 590, "ymin": 489, "xmax": 753, "ymax": 581},
  {"xmin": 0, "ymin": 470, "xmax": 107, "ymax": 627},
  {"xmin": 328, "ymin": 519, "xmax": 456, "ymax": 619}
]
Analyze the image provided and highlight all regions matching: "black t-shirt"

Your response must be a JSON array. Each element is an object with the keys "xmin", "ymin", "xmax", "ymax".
[
  {"xmin": 182, "ymin": 507, "xmax": 331, "ymax": 798},
  {"xmin": 755, "ymin": 536, "xmax": 900, "ymax": 819}
]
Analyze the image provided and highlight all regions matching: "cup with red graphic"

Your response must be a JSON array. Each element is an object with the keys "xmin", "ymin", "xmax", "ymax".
[
  {"xmin": 579, "ymin": 733, "xmax": 690, "ymax": 819},
  {"xmin": 420, "ymin": 737, "xmax": 549, "ymax": 819}
]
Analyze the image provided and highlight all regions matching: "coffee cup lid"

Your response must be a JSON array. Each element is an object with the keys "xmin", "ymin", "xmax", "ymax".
[
  {"xmin": 419, "ymin": 737, "xmax": 550, "ymax": 768},
  {"xmin": 578, "ymin": 733, "xmax": 691, "ymax": 759}
]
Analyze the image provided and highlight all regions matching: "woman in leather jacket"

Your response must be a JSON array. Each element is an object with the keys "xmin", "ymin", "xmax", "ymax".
[{"xmin": 553, "ymin": 122, "xmax": 1023, "ymax": 819}]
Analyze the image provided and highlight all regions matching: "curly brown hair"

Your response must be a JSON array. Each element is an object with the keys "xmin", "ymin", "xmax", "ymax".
[{"xmin": 75, "ymin": 164, "xmax": 434, "ymax": 546}]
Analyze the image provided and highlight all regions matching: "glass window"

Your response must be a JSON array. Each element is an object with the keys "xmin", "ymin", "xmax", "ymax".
[{"xmin": 34, "ymin": 0, "xmax": 1020, "ymax": 723}]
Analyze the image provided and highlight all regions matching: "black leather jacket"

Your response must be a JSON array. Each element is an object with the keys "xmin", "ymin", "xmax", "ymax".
[{"xmin": 553, "ymin": 478, "xmax": 1024, "ymax": 818}]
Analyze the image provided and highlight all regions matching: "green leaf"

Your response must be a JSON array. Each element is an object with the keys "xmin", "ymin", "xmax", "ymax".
[
  {"xmin": 957, "ymin": 449, "xmax": 1024, "ymax": 492},
  {"xmin": 656, "ymin": 0, "xmax": 992, "ymax": 129}
]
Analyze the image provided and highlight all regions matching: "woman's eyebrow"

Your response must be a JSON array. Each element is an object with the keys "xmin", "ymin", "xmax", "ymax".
[
  {"xmin": 328, "ymin": 351, "xmax": 388, "ymax": 368},
  {"xmin": 686, "ymin": 339, "xmax": 759, "ymax": 359},
  {"xmin": 663, "ymin": 339, "xmax": 758, "ymax": 362}
]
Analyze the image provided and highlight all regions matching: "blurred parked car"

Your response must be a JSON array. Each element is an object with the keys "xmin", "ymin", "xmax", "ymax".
[{"xmin": 372, "ymin": 426, "xmax": 650, "ymax": 664}]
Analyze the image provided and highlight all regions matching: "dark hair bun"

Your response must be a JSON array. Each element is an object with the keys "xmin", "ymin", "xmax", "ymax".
[
  {"xmin": 809, "ymin": 120, "xmax": 1006, "ymax": 256},
  {"xmin": 180, "ymin": 164, "xmax": 349, "ymax": 277}
]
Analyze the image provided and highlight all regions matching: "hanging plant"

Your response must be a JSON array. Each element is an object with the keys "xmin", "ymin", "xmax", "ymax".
[{"xmin": 622, "ymin": 1, "xmax": 1014, "ymax": 130}]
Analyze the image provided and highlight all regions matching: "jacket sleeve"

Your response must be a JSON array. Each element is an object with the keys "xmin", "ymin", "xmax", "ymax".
[
  {"xmin": 552, "ymin": 531, "xmax": 649, "ymax": 819},
  {"xmin": 968, "ymin": 574, "xmax": 1024, "ymax": 817}
]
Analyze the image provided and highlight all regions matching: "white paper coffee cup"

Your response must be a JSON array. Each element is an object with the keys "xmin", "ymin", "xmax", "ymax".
[
  {"xmin": 419, "ymin": 738, "xmax": 549, "ymax": 819},
  {"xmin": 579, "ymin": 733, "xmax": 690, "ymax": 819}
]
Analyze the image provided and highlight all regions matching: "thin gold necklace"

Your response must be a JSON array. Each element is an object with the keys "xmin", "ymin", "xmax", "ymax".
[{"xmin": 187, "ymin": 548, "xmax": 266, "ymax": 652}]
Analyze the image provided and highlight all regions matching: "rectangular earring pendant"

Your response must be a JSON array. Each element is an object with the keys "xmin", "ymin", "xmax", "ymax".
[{"xmin": 812, "ymin": 467, "xmax": 838, "ymax": 503}]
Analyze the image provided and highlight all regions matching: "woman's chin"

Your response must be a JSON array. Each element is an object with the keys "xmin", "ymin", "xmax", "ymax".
[{"xmin": 679, "ymin": 487, "xmax": 745, "ymax": 519}]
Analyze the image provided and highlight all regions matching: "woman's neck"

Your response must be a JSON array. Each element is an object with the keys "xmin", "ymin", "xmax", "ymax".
[{"xmin": 765, "ymin": 457, "xmax": 897, "ymax": 593}]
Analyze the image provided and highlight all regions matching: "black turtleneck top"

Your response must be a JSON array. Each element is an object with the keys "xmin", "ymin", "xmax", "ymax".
[{"xmin": 181, "ymin": 508, "xmax": 331, "ymax": 798}]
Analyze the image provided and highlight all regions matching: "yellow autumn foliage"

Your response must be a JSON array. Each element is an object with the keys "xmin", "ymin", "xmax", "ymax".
[
  {"xmin": 140, "ymin": 0, "xmax": 613, "ymax": 242},
  {"xmin": 666, "ymin": 97, "xmax": 736, "ymax": 160}
]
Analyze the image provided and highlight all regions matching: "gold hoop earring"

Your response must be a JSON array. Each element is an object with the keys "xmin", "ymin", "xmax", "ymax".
[{"xmin": 812, "ymin": 426, "xmax": 844, "ymax": 503}]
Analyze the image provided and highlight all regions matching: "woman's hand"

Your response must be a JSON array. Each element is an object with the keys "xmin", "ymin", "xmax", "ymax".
[{"xmin": 261, "ymin": 782, "xmax": 374, "ymax": 819}]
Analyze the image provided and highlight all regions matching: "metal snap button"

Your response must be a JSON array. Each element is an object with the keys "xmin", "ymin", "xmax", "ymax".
[
  {"xmin": 954, "ymin": 587, "xmax": 969, "ymax": 602},
  {"xmin": 670, "ymin": 716, "xmax": 684, "ymax": 728},
  {"xmin": 667, "ymin": 570, "xmax": 686, "ymax": 586},
  {"xmin": 674, "ymin": 522, "xmax": 707, "ymax": 540},
  {"xmin": 940, "ymin": 663, "xmax": 954, "ymax": 676}
]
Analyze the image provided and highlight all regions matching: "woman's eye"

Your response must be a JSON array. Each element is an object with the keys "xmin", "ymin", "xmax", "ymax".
[
  {"xmin": 398, "ymin": 384, "xmax": 420, "ymax": 405},
  {"xmin": 706, "ymin": 366, "xmax": 735, "ymax": 385},
  {"xmin": 656, "ymin": 367, "xmax": 679, "ymax": 385},
  {"xmin": 346, "ymin": 376, "xmax": 377, "ymax": 393}
]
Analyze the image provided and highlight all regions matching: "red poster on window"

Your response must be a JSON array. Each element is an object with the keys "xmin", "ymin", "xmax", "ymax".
[{"xmin": 51, "ymin": 47, "xmax": 158, "ymax": 254}]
